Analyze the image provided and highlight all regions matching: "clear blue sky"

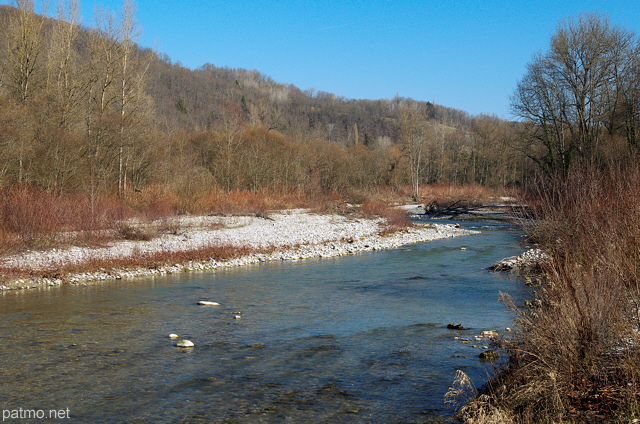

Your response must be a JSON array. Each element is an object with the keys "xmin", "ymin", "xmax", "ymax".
[{"xmin": 8, "ymin": 0, "xmax": 640, "ymax": 118}]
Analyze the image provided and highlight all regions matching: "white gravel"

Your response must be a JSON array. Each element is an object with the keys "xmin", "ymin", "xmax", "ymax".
[
  {"xmin": 0, "ymin": 209, "xmax": 478, "ymax": 290},
  {"xmin": 489, "ymin": 248, "xmax": 549, "ymax": 273}
]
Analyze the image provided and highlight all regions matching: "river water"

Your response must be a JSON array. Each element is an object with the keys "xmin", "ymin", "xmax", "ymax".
[{"xmin": 0, "ymin": 219, "xmax": 529, "ymax": 423}]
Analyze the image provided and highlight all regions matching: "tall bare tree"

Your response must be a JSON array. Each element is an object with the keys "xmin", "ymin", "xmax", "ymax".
[
  {"xmin": 2, "ymin": 0, "xmax": 46, "ymax": 102},
  {"xmin": 46, "ymin": 0, "xmax": 82, "ymax": 125},
  {"xmin": 399, "ymin": 101, "xmax": 428, "ymax": 200},
  {"xmin": 512, "ymin": 13, "xmax": 637, "ymax": 175}
]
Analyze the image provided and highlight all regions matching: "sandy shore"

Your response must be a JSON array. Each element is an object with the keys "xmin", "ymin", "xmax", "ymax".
[{"xmin": 0, "ymin": 208, "xmax": 478, "ymax": 290}]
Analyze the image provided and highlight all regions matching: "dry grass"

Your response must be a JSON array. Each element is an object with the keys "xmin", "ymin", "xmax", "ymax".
[
  {"xmin": 360, "ymin": 201, "xmax": 413, "ymax": 233},
  {"xmin": 193, "ymin": 187, "xmax": 318, "ymax": 217},
  {"xmin": 446, "ymin": 370, "xmax": 515, "ymax": 424},
  {"xmin": 0, "ymin": 183, "xmax": 488, "ymax": 276},
  {"xmin": 457, "ymin": 163, "xmax": 640, "ymax": 423},
  {"xmin": 325, "ymin": 183, "xmax": 500, "ymax": 206},
  {"xmin": 0, "ymin": 243, "xmax": 276, "ymax": 281},
  {"xmin": 0, "ymin": 186, "xmax": 315, "ymax": 255}
]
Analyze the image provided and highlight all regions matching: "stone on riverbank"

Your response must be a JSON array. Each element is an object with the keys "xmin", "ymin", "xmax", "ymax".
[
  {"xmin": 490, "ymin": 248, "xmax": 548, "ymax": 274},
  {"xmin": 479, "ymin": 350, "xmax": 500, "ymax": 361}
]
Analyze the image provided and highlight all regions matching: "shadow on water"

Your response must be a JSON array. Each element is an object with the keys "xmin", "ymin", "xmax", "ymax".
[{"xmin": 0, "ymin": 219, "xmax": 530, "ymax": 423}]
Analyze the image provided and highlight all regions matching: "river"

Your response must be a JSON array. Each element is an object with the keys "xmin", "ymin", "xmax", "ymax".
[{"xmin": 0, "ymin": 219, "xmax": 529, "ymax": 423}]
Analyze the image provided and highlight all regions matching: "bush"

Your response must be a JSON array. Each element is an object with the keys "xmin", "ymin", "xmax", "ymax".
[
  {"xmin": 458, "ymin": 163, "xmax": 640, "ymax": 423},
  {"xmin": 360, "ymin": 201, "xmax": 413, "ymax": 232},
  {"xmin": 0, "ymin": 186, "xmax": 129, "ymax": 252}
]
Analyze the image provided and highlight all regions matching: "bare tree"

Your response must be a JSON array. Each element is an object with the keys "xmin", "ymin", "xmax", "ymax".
[
  {"xmin": 83, "ymin": 0, "xmax": 153, "ymax": 198},
  {"xmin": 512, "ymin": 13, "xmax": 637, "ymax": 175},
  {"xmin": 2, "ymin": 0, "xmax": 46, "ymax": 102},
  {"xmin": 399, "ymin": 101, "xmax": 428, "ymax": 200},
  {"xmin": 46, "ymin": 0, "xmax": 82, "ymax": 127}
]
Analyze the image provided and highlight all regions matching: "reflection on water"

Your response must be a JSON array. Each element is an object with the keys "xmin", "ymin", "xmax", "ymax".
[{"xmin": 0, "ymin": 220, "xmax": 529, "ymax": 423}]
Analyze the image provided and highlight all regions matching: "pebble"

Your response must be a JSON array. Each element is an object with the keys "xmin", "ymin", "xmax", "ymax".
[{"xmin": 0, "ymin": 210, "xmax": 478, "ymax": 290}]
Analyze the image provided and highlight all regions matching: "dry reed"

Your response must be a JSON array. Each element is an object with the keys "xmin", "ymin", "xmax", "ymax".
[{"xmin": 455, "ymin": 163, "xmax": 640, "ymax": 423}]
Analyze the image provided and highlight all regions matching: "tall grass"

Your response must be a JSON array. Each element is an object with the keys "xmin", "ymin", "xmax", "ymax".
[{"xmin": 453, "ymin": 163, "xmax": 640, "ymax": 423}]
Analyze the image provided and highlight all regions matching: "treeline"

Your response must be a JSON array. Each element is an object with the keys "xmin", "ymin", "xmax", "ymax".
[{"xmin": 0, "ymin": 0, "xmax": 533, "ymax": 209}]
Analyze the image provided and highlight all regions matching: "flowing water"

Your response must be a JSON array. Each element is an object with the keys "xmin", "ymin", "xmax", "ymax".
[{"xmin": 0, "ymin": 220, "xmax": 530, "ymax": 423}]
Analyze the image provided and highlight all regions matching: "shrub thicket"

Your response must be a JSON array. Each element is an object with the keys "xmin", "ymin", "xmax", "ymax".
[{"xmin": 451, "ymin": 163, "xmax": 640, "ymax": 423}]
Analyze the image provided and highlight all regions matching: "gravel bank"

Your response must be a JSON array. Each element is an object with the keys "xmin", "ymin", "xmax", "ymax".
[
  {"xmin": 0, "ymin": 209, "xmax": 477, "ymax": 290},
  {"xmin": 489, "ymin": 248, "xmax": 549, "ymax": 274}
]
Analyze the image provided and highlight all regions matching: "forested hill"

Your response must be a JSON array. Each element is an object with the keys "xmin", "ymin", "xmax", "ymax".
[
  {"xmin": 0, "ymin": 3, "xmax": 528, "ymax": 200},
  {"xmin": 0, "ymin": 3, "xmax": 496, "ymax": 146},
  {"xmin": 147, "ymin": 55, "xmax": 473, "ymax": 146}
]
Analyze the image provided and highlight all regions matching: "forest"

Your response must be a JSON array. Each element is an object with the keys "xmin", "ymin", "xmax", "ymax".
[
  {"xmin": 0, "ymin": 0, "xmax": 533, "ymax": 214},
  {"xmin": 1, "ymin": 2, "xmax": 638, "ymax": 211}
]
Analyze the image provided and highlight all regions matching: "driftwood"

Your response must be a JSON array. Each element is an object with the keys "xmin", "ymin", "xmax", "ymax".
[
  {"xmin": 424, "ymin": 200, "xmax": 479, "ymax": 218},
  {"xmin": 424, "ymin": 200, "xmax": 533, "ymax": 221}
]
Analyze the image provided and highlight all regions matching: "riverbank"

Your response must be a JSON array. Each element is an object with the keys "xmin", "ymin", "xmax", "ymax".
[
  {"xmin": 455, "ymin": 165, "xmax": 640, "ymax": 423},
  {"xmin": 0, "ymin": 208, "xmax": 477, "ymax": 291}
]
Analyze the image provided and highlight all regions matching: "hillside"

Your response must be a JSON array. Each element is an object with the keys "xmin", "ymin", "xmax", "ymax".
[
  {"xmin": 146, "ymin": 55, "xmax": 474, "ymax": 147},
  {"xmin": 0, "ymin": 3, "xmax": 530, "ymax": 205}
]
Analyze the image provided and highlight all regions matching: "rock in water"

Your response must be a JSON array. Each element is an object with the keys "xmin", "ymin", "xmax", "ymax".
[
  {"xmin": 198, "ymin": 301, "xmax": 220, "ymax": 306},
  {"xmin": 479, "ymin": 350, "xmax": 499, "ymax": 361},
  {"xmin": 168, "ymin": 333, "xmax": 179, "ymax": 339},
  {"xmin": 447, "ymin": 323, "xmax": 467, "ymax": 330},
  {"xmin": 176, "ymin": 339, "xmax": 194, "ymax": 348}
]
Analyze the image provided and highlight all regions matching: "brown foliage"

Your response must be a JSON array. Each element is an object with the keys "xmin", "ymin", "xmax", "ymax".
[
  {"xmin": 0, "ymin": 186, "xmax": 127, "ymax": 251},
  {"xmin": 462, "ymin": 163, "xmax": 640, "ymax": 423},
  {"xmin": 360, "ymin": 201, "xmax": 413, "ymax": 232},
  {"xmin": 194, "ymin": 188, "xmax": 311, "ymax": 217},
  {"xmin": 0, "ymin": 243, "xmax": 264, "ymax": 280},
  {"xmin": 420, "ymin": 183, "xmax": 496, "ymax": 205}
]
